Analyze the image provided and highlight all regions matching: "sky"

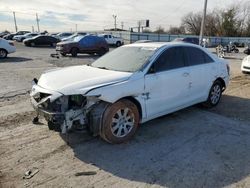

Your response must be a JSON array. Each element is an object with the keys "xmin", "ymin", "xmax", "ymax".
[{"xmin": 0, "ymin": 0, "xmax": 249, "ymax": 33}]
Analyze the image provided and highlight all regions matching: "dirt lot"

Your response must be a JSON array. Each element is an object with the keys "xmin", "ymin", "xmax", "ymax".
[{"xmin": 0, "ymin": 42, "xmax": 250, "ymax": 188}]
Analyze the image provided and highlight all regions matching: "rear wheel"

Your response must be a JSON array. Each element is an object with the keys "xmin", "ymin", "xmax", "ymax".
[
  {"xmin": 203, "ymin": 80, "xmax": 222, "ymax": 107},
  {"xmin": 71, "ymin": 48, "xmax": 78, "ymax": 57},
  {"xmin": 116, "ymin": 41, "xmax": 121, "ymax": 47},
  {"xmin": 234, "ymin": 49, "xmax": 239, "ymax": 53},
  {"xmin": 98, "ymin": 48, "xmax": 106, "ymax": 56},
  {"xmin": 0, "ymin": 49, "xmax": 7, "ymax": 58},
  {"xmin": 100, "ymin": 99, "xmax": 139, "ymax": 144}
]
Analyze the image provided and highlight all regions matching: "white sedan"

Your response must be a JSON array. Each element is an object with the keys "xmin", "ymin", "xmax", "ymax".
[
  {"xmin": 0, "ymin": 38, "xmax": 16, "ymax": 58},
  {"xmin": 30, "ymin": 42, "xmax": 230, "ymax": 144},
  {"xmin": 241, "ymin": 55, "xmax": 250, "ymax": 74}
]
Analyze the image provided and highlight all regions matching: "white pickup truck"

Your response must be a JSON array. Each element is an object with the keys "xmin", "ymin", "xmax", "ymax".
[{"xmin": 99, "ymin": 34, "xmax": 124, "ymax": 47}]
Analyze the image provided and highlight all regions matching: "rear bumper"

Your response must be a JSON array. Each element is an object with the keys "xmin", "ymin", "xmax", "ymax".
[{"xmin": 7, "ymin": 46, "xmax": 16, "ymax": 54}]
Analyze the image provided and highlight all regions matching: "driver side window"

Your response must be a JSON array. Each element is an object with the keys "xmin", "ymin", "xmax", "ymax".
[{"xmin": 152, "ymin": 47, "xmax": 186, "ymax": 73}]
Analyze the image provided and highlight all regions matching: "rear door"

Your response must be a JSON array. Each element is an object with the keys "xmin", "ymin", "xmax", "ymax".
[
  {"xmin": 144, "ymin": 46, "xmax": 191, "ymax": 118},
  {"xmin": 184, "ymin": 46, "xmax": 217, "ymax": 102},
  {"xmin": 79, "ymin": 36, "xmax": 96, "ymax": 53}
]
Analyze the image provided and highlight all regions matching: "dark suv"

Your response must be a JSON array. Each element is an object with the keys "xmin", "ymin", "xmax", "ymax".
[
  {"xmin": 56, "ymin": 35, "xmax": 109, "ymax": 57},
  {"xmin": 173, "ymin": 37, "xmax": 199, "ymax": 45}
]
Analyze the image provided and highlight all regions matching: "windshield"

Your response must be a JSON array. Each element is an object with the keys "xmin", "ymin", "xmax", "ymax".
[
  {"xmin": 73, "ymin": 36, "xmax": 84, "ymax": 42},
  {"xmin": 91, "ymin": 46, "xmax": 158, "ymax": 72}
]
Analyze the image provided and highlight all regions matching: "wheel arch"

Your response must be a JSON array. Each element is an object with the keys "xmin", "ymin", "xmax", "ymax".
[
  {"xmin": 116, "ymin": 96, "xmax": 142, "ymax": 120},
  {"xmin": 70, "ymin": 47, "xmax": 79, "ymax": 52},
  {"xmin": 214, "ymin": 77, "xmax": 226, "ymax": 91},
  {"xmin": 0, "ymin": 48, "xmax": 8, "ymax": 54},
  {"xmin": 88, "ymin": 96, "xmax": 142, "ymax": 137}
]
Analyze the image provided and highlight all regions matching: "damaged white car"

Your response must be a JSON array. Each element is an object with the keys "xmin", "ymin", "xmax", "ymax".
[{"xmin": 30, "ymin": 42, "xmax": 230, "ymax": 144}]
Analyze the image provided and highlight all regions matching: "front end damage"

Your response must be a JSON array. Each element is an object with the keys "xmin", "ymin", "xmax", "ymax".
[{"xmin": 30, "ymin": 83, "xmax": 104, "ymax": 134}]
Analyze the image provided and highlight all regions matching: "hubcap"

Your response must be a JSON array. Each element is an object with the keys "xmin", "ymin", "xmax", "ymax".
[
  {"xmin": 0, "ymin": 50, "xmax": 6, "ymax": 57},
  {"xmin": 111, "ymin": 108, "xmax": 135, "ymax": 138},
  {"xmin": 210, "ymin": 84, "xmax": 221, "ymax": 104}
]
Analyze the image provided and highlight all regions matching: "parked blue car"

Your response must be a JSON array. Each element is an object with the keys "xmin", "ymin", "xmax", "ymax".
[{"xmin": 56, "ymin": 35, "xmax": 109, "ymax": 57}]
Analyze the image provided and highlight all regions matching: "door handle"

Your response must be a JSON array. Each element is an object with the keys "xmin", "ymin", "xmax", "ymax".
[{"xmin": 182, "ymin": 72, "xmax": 189, "ymax": 77}]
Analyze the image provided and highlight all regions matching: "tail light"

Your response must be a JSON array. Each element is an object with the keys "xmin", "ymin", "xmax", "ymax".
[
  {"xmin": 9, "ymin": 42, "xmax": 14, "ymax": 46},
  {"xmin": 226, "ymin": 64, "xmax": 230, "ymax": 75}
]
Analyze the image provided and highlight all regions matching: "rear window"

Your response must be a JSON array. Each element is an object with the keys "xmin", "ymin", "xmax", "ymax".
[{"xmin": 184, "ymin": 47, "xmax": 214, "ymax": 66}]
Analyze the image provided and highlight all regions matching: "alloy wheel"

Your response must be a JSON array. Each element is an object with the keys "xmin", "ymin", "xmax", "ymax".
[{"xmin": 111, "ymin": 108, "xmax": 135, "ymax": 138}]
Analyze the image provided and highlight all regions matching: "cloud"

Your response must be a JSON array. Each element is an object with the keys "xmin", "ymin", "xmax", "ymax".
[{"xmin": 0, "ymin": 0, "xmax": 248, "ymax": 32}]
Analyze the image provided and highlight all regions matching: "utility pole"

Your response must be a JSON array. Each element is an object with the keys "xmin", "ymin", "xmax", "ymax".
[
  {"xmin": 138, "ymin": 21, "xmax": 141, "ymax": 33},
  {"xmin": 199, "ymin": 0, "xmax": 208, "ymax": 46},
  {"xmin": 13, "ymin": 12, "xmax": 18, "ymax": 32},
  {"xmin": 36, "ymin": 13, "xmax": 40, "ymax": 32},
  {"xmin": 75, "ymin": 24, "xmax": 77, "ymax": 32},
  {"xmin": 32, "ymin": 26, "xmax": 34, "ymax": 32},
  {"xmin": 112, "ymin": 15, "xmax": 117, "ymax": 30},
  {"xmin": 121, "ymin": 22, "xmax": 124, "ymax": 30}
]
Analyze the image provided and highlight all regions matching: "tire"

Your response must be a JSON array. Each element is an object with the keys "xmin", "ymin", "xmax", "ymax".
[
  {"xmin": 203, "ymin": 80, "xmax": 222, "ymax": 108},
  {"xmin": 98, "ymin": 48, "xmax": 106, "ymax": 56},
  {"xmin": 0, "ymin": 49, "xmax": 7, "ymax": 58},
  {"xmin": 31, "ymin": 42, "xmax": 35, "ymax": 47},
  {"xmin": 116, "ymin": 41, "xmax": 121, "ymax": 47},
  {"xmin": 60, "ymin": 52, "xmax": 66, "ymax": 57},
  {"xmin": 242, "ymin": 71, "xmax": 249, "ymax": 74},
  {"xmin": 100, "ymin": 99, "xmax": 139, "ymax": 144},
  {"xmin": 48, "ymin": 121, "xmax": 61, "ymax": 132},
  {"xmin": 71, "ymin": 48, "xmax": 78, "ymax": 57},
  {"xmin": 234, "ymin": 49, "xmax": 239, "ymax": 53},
  {"xmin": 48, "ymin": 121, "xmax": 55, "ymax": 130}
]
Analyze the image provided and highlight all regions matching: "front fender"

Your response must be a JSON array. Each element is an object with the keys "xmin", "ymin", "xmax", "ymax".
[{"xmin": 86, "ymin": 78, "xmax": 144, "ymax": 103}]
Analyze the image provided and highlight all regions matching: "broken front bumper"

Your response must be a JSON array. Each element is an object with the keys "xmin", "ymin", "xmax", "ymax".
[{"xmin": 31, "ymin": 97, "xmax": 65, "ymax": 124}]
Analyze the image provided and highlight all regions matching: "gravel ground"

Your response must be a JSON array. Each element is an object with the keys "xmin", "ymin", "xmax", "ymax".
[{"xmin": 0, "ymin": 42, "xmax": 250, "ymax": 188}]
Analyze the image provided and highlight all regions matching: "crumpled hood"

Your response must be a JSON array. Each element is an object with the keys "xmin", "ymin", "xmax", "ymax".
[{"xmin": 38, "ymin": 65, "xmax": 132, "ymax": 95}]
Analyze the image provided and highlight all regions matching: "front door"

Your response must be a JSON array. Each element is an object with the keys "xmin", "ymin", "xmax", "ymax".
[{"xmin": 144, "ymin": 47, "xmax": 191, "ymax": 119}]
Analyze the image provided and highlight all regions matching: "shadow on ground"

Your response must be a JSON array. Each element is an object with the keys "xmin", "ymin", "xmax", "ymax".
[
  {"xmin": 0, "ymin": 57, "xmax": 33, "ymax": 63},
  {"xmin": 207, "ymin": 94, "xmax": 250, "ymax": 123},
  {"xmin": 61, "ymin": 95, "xmax": 250, "ymax": 188}
]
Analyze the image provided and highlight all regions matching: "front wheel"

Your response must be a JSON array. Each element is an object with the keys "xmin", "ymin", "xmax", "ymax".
[
  {"xmin": 204, "ymin": 81, "xmax": 222, "ymax": 107},
  {"xmin": 100, "ymin": 99, "xmax": 139, "ymax": 144},
  {"xmin": 98, "ymin": 48, "xmax": 106, "ymax": 56},
  {"xmin": 71, "ymin": 48, "xmax": 78, "ymax": 57}
]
